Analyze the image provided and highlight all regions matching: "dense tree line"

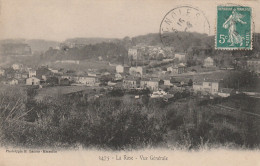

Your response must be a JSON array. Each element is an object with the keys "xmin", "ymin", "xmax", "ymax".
[
  {"xmin": 222, "ymin": 70, "xmax": 259, "ymax": 90},
  {"xmin": 44, "ymin": 42, "xmax": 128, "ymax": 63},
  {"xmin": 41, "ymin": 32, "xmax": 260, "ymax": 63}
]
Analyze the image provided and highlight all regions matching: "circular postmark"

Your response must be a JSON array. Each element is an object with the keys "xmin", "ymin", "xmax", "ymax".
[{"xmin": 160, "ymin": 6, "xmax": 210, "ymax": 46}]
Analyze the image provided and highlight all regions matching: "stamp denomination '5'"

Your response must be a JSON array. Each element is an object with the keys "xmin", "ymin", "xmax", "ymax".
[{"xmin": 216, "ymin": 6, "xmax": 252, "ymax": 50}]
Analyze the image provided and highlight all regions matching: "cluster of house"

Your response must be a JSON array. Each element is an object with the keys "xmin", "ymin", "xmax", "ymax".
[
  {"xmin": 120, "ymin": 69, "xmax": 235, "ymax": 98},
  {"xmin": 0, "ymin": 61, "xmax": 155, "ymax": 89},
  {"xmin": 115, "ymin": 63, "xmax": 163, "ymax": 91},
  {"xmin": 192, "ymin": 79, "xmax": 234, "ymax": 97},
  {"xmin": 1, "ymin": 55, "xmax": 258, "ymax": 99},
  {"xmin": 61, "ymin": 74, "xmax": 99, "ymax": 86},
  {"xmin": 0, "ymin": 63, "xmax": 100, "ymax": 86},
  {"xmin": 122, "ymin": 77, "xmax": 160, "ymax": 91},
  {"xmin": 165, "ymin": 63, "xmax": 187, "ymax": 74},
  {"xmin": 127, "ymin": 45, "xmax": 217, "ymax": 68},
  {"xmin": 0, "ymin": 61, "xmax": 165, "ymax": 92},
  {"xmin": 128, "ymin": 46, "xmax": 175, "ymax": 61},
  {"xmin": 0, "ymin": 64, "xmax": 29, "ymax": 85},
  {"xmin": 113, "ymin": 53, "xmax": 232, "ymax": 95},
  {"xmin": 115, "ymin": 60, "xmax": 235, "ymax": 98}
]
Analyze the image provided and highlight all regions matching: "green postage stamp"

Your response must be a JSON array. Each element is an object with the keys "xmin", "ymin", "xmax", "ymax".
[{"xmin": 216, "ymin": 6, "xmax": 252, "ymax": 50}]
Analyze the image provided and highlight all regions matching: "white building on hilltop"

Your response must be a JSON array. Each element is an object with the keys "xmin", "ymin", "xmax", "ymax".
[
  {"xmin": 204, "ymin": 57, "xmax": 214, "ymax": 67},
  {"xmin": 116, "ymin": 65, "xmax": 124, "ymax": 73}
]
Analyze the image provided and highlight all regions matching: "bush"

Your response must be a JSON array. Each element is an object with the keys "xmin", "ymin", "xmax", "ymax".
[
  {"xmin": 0, "ymin": 93, "xmax": 167, "ymax": 149},
  {"xmin": 1, "ymin": 86, "xmax": 259, "ymax": 150}
]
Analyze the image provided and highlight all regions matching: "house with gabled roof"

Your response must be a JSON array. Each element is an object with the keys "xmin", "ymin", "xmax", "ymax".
[
  {"xmin": 26, "ymin": 77, "xmax": 40, "ymax": 85},
  {"xmin": 166, "ymin": 63, "xmax": 187, "ymax": 74},
  {"xmin": 129, "ymin": 66, "xmax": 143, "ymax": 76},
  {"xmin": 123, "ymin": 76, "xmax": 139, "ymax": 89},
  {"xmin": 204, "ymin": 57, "xmax": 215, "ymax": 68},
  {"xmin": 140, "ymin": 77, "xmax": 159, "ymax": 91},
  {"xmin": 75, "ymin": 76, "xmax": 98, "ymax": 86},
  {"xmin": 193, "ymin": 79, "xmax": 220, "ymax": 94}
]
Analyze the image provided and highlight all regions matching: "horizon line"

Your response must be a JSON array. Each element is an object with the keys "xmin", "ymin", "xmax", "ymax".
[{"xmin": 1, "ymin": 32, "xmax": 260, "ymax": 43}]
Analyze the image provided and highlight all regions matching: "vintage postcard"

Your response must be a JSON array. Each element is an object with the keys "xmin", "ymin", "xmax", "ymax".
[{"xmin": 0, "ymin": 0, "xmax": 260, "ymax": 166}]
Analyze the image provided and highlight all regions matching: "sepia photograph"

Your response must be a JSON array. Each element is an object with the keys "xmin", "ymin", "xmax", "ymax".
[{"xmin": 0, "ymin": 0, "xmax": 259, "ymax": 165}]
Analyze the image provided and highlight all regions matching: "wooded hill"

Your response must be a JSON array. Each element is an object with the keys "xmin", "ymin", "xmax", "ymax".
[
  {"xmin": 1, "ymin": 32, "xmax": 259, "ymax": 63},
  {"xmin": 44, "ymin": 32, "xmax": 260, "ymax": 62}
]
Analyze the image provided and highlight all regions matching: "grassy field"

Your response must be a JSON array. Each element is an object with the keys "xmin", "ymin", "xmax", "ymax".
[
  {"xmin": 35, "ymin": 86, "xmax": 101, "ymax": 101},
  {"xmin": 47, "ymin": 60, "xmax": 116, "ymax": 72}
]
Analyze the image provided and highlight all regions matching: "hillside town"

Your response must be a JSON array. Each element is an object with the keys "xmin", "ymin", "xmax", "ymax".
[
  {"xmin": 0, "ymin": 42, "xmax": 259, "ymax": 101},
  {"xmin": 0, "ymin": 33, "xmax": 260, "ymax": 150}
]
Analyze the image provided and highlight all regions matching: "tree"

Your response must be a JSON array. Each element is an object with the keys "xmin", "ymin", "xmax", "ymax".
[
  {"xmin": 159, "ymin": 80, "xmax": 164, "ymax": 85},
  {"xmin": 46, "ymin": 77, "xmax": 59, "ymax": 85},
  {"xmin": 188, "ymin": 79, "xmax": 193, "ymax": 86}
]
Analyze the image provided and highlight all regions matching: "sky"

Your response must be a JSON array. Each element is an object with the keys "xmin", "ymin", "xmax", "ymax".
[{"xmin": 0, "ymin": 0, "xmax": 259, "ymax": 41}]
